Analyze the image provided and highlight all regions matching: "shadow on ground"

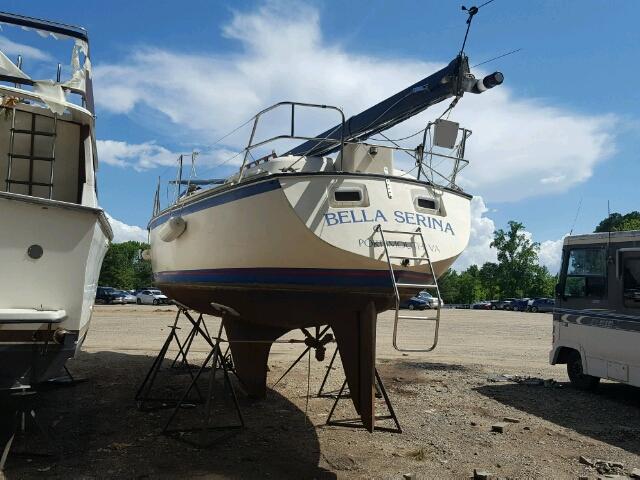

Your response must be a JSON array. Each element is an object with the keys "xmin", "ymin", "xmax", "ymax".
[
  {"xmin": 4, "ymin": 350, "xmax": 336, "ymax": 480},
  {"xmin": 476, "ymin": 381, "xmax": 640, "ymax": 455}
]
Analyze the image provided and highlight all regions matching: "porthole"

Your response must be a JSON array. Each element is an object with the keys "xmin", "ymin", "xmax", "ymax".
[
  {"xmin": 27, "ymin": 244, "xmax": 43, "ymax": 259},
  {"xmin": 414, "ymin": 195, "xmax": 440, "ymax": 213},
  {"xmin": 334, "ymin": 190, "xmax": 362, "ymax": 202},
  {"xmin": 417, "ymin": 198, "xmax": 437, "ymax": 210},
  {"xmin": 329, "ymin": 184, "xmax": 369, "ymax": 207}
]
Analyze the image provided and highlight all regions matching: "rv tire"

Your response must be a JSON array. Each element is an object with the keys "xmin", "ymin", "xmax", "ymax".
[{"xmin": 566, "ymin": 351, "xmax": 600, "ymax": 390}]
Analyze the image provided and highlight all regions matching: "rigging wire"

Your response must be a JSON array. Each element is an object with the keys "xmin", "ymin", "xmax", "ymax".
[
  {"xmin": 569, "ymin": 197, "xmax": 583, "ymax": 236},
  {"xmin": 460, "ymin": 0, "xmax": 498, "ymax": 54},
  {"xmin": 471, "ymin": 48, "xmax": 522, "ymax": 68}
]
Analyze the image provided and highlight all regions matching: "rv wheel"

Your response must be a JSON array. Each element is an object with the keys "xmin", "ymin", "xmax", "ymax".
[{"xmin": 566, "ymin": 351, "xmax": 600, "ymax": 390}]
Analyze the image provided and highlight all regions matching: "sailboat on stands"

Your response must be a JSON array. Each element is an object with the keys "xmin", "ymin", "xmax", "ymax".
[{"xmin": 148, "ymin": 46, "xmax": 503, "ymax": 430}]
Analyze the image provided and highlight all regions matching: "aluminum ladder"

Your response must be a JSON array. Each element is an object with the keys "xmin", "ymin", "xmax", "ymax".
[
  {"xmin": 5, "ymin": 109, "xmax": 57, "ymax": 199},
  {"xmin": 373, "ymin": 224, "xmax": 442, "ymax": 352}
]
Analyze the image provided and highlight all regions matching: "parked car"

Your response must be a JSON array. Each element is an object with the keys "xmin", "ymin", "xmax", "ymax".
[
  {"xmin": 117, "ymin": 290, "xmax": 137, "ymax": 304},
  {"xmin": 399, "ymin": 295, "xmax": 428, "ymax": 310},
  {"xmin": 136, "ymin": 289, "xmax": 169, "ymax": 305},
  {"xmin": 489, "ymin": 300, "xmax": 501, "ymax": 310},
  {"xmin": 95, "ymin": 286, "xmax": 121, "ymax": 304},
  {"xmin": 495, "ymin": 298, "xmax": 517, "ymax": 310},
  {"xmin": 418, "ymin": 291, "xmax": 443, "ymax": 309},
  {"xmin": 511, "ymin": 298, "xmax": 531, "ymax": 312},
  {"xmin": 530, "ymin": 297, "xmax": 555, "ymax": 313},
  {"xmin": 472, "ymin": 300, "xmax": 492, "ymax": 310}
]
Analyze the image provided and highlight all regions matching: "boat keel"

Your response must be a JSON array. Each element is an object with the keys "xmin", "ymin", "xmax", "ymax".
[
  {"xmin": 224, "ymin": 319, "xmax": 288, "ymax": 398},
  {"xmin": 331, "ymin": 301, "xmax": 377, "ymax": 432},
  {"xmin": 223, "ymin": 302, "xmax": 377, "ymax": 431}
]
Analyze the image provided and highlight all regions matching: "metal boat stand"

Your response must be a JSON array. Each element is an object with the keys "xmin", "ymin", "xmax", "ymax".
[
  {"xmin": 270, "ymin": 327, "xmax": 400, "ymax": 433},
  {"xmin": 0, "ymin": 388, "xmax": 59, "ymax": 472},
  {"xmin": 162, "ymin": 320, "xmax": 244, "ymax": 447},
  {"xmin": 135, "ymin": 307, "xmax": 218, "ymax": 411},
  {"xmin": 325, "ymin": 368, "xmax": 402, "ymax": 433}
]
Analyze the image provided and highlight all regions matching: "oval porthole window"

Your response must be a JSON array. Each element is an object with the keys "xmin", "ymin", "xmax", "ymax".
[{"xmin": 27, "ymin": 244, "xmax": 44, "ymax": 259}]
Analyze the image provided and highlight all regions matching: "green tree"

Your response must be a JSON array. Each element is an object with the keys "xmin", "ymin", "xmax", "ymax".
[
  {"xmin": 490, "ymin": 221, "xmax": 540, "ymax": 298},
  {"xmin": 479, "ymin": 262, "xmax": 500, "ymax": 300},
  {"xmin": 528, "ymin": 265, "xmax": 556, "ymax": 298},
  {"xmin": 99, "ymin": 241, "xmax": 152, "ymax": 289},
  {"xmin": 458, "ymin": 265, "xmax": 483, "ymax": 304},
  {"xmin": 438, "ymin": 269, "xmax": 461, "ymax": 304},
  {"xmin": 594, "ymin": 211, "xmax": 640, "ymax": 233}
]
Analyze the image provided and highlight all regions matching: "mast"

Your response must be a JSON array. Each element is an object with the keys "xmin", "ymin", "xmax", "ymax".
[{"xmin": 285, "ymin": 54, "xmax": 503, "ymax": 158}]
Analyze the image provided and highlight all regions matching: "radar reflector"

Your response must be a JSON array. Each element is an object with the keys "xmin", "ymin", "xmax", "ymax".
[{"xmin": 433, "ymin": 119, "xmax": 459, "ymax": 149}]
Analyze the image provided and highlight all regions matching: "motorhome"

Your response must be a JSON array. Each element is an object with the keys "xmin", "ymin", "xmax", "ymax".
[{"xmin": 550, "ymin": 230, "xmax": 640, "ymax": 388}]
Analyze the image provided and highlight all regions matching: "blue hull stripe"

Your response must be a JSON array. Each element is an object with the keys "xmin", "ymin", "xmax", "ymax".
[
  {"xmin": 154, "ymin": 267, "xmax": 433, "ymax": 288},
  {"xmin": 149, "ymin": 179, "xmax": 281, "ymax": 230}
]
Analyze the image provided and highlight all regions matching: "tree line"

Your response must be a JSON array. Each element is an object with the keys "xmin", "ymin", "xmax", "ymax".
[
  {"xmin": 438, "ymin": 221, "xmax": 556, "ymax": 305},
  {"xmin": 98, "ymin": 241, "xmax": 153, "ymax": 290}
]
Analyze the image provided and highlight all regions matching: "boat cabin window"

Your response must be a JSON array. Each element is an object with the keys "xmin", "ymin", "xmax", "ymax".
[
  {"xmin": 413, "ymin": 195, "xmax": 440, "ymax": 214},
  {"xmin": 563, "ymin": 247, "xmax": 607, "ymax": 298},
  {"xmin": 329, "ymin": 184, "xmax": 369, "ymax": 207},
  {"xmin": 417, "ymin": 198, "xmax": 437, "ymax": 210},
  {"xmin": 334, "ymin": 190, "xmax": 362, "ymax": 202},
  {"xmin": 622, "ymin": 257, "xmax": 640, "ymax": 308}
]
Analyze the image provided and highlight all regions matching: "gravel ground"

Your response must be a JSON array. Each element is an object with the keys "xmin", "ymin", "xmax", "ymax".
[{"xmin": 3, "ymin": 306, "xmax": 640, "ymax": 479}]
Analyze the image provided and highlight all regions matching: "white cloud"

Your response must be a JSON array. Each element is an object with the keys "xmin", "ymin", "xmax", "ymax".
[
  {"xmin": 98, "ymin": 140, "xmax": 176, "ymax": 170},
  {"xmin": 0, "ymin": 35, "xmax": 52, "ymax": 61},
  {"xmin": 455, "ymin": 196, "xmax": 497, "ymax": 270},
  {"xmin": 454, "ymin": 196, "xmax": 566, "ymax": 273},
  {"xmin": 538, "ymin": 236, "xmax": 566, "ymax": 273},
  {"xmin": 106, "ymin": 214, "xmax": 147, "ymax": 243},
  {"xmin": 97, "ymin": 139, "xmax": 239, "ymax": 171}
]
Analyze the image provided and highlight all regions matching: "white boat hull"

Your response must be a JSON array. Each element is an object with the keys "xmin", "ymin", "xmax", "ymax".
[
  {"xmin": 150, "ymin": 173, "xmax": 471, "ymax": 303},
  {"xmin": 0, "ymin": 193, "xmax": 110, "ymax": 387}
]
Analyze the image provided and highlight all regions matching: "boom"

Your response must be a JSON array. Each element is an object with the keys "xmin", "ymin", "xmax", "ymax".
[{"xmin": 285, "ymin": 54, "xmax": 503, "ymax": 158}]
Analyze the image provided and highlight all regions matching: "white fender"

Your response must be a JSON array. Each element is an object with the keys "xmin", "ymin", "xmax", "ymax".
[{"xmin": 159, "ymin": 216, "xmax": 187, "ymax": 242}]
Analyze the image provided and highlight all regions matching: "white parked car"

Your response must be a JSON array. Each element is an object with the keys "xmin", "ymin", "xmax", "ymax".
[
  {"xmin": 117, "ymin": 290, "xmax": 137, "ymax": 304},
  {"xmin": 418, "ymin": 291, "xmax": 443, "ymax": 309},
  {"xmin": 136, "ymin": 289, "xmax": 169, "ymax": 305}
]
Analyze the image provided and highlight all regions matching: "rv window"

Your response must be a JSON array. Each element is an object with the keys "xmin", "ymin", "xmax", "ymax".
[
  {"xmin": 623, "ymin": 257, "xmax": 640, "ymax": 308},
  {"xmin": 563, "ymin": 248, "xmax": 606, "ymax": 298},
  {"xmin": 334, "ymin": 190, "xmax": 362, "ymax": 202}
]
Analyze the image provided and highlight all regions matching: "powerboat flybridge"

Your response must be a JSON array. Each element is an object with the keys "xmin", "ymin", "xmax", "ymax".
[
  {"xmin": 149, "ymin": 54, "xmax": 503, "ymax": 430},
  {"xmin": 0, "ymin": 12, "xmax": 111, "ymax": 389}
]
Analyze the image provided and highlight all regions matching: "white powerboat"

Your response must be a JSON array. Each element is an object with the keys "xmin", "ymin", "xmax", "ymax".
[
  {"xmin": 0, "ymin": 12, "xmax": 111, "ymax": 389},
  {"xmin": 149, "ymin": 54, "xmax": 503, "ymax": 430}
]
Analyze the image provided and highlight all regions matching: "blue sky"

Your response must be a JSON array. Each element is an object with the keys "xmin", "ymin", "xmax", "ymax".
[{"xmin": 4, "ymin": 0, "xmax": 638, "ymax": 271}]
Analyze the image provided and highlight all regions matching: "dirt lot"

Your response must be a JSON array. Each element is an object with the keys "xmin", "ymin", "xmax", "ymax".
[{"xmin": 4, "ymin": 306, "xmax": 640, "ymax": 479}]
